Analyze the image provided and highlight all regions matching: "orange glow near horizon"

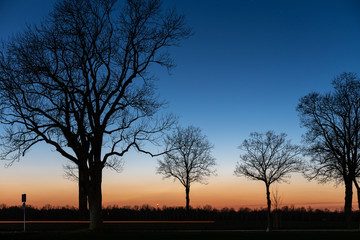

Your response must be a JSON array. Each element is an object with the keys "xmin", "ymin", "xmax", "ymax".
[
  {"xmin": 1, "ymin": 173, "xmax": 358, "ymax": 212},
  {"xmin": 0, "ymin": 152, "xmax": 357, "ymax": 212}
]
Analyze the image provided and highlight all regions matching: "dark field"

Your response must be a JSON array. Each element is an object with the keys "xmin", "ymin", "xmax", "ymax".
[
  {"xmin": 1, "ymin": 207, "xmax": 360, "ymax": 239},
  {"xmin": 1, "ymin": 221, "xmax": 360, "ymax": 240},
  {"xmin": 0, "ymin": 220, "xmax": 359, "ymax": 231},
  {"xmin": 1, "ymin": 229, "xmax": 360, "ymax": 240}
]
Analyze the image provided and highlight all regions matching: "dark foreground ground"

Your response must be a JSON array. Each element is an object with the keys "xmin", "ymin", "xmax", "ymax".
[
  {"xmin": 1, "ymin": 229, "xmax": 360, "ymax": 240},
  {"xmin": 1, "ymin": 222, "xmax": 360, "ymax": 240}
]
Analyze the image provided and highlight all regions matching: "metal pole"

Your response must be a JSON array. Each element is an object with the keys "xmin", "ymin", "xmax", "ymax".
[
  {"xmin": 21, "ymin": 194, "xmax": 26, "ymax": 232},
  {"xmin": 23, "ymin": 202, "xmax": 26, "ymax": 232}
]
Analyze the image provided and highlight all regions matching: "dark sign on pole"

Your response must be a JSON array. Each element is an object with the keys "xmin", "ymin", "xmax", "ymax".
[{"xmin": 22, "ymin": 194, "xmax": 26, "ymax": 203}]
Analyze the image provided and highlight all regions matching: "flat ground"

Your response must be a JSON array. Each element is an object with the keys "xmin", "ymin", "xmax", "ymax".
[
  {"xmin": 1, "ymin": 221, "xmax": 360, "ymax": 240},
  {"xmin": 1, "ymin": 229, "xmax": 360, "ymax": 240}
]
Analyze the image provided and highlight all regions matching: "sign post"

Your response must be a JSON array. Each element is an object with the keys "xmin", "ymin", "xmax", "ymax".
[{"xmin": 22, "ymin": 194, "xmax": 26, "ymax": 232}]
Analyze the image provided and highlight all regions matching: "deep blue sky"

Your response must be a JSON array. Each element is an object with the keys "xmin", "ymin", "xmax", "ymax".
[
  {"xmin": 160, "ymin": 0, "xmax": 360, "ymax": 148},
  {"xmin": 1, "ymin": 0, "xmax": 359, "ymax": 143},
  {"xmin": 0, "ymin": 0, "xmax": 360, "ymax": 208}
]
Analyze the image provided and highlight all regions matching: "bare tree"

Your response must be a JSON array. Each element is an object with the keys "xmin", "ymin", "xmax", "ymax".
[
  {"xmin": 271, "ymin": 183, "xmax": 283, "ymax": 229},
  {"xmin": 272, "ymin": 183, "xmax": 283, "ymax": 211},
  {"xmin": 297, "ymin": 72, "xmax": 360, "ymax": 227},
  {"xmin": 0, "ymin": 0, "xmax": 191, "ymax": 230},
  {"xmin": 157, "ymin": 126, "xmax": 216, "ymax": 214},
  {"xmin": 234, "ymin": 131, "xmax": 302, "ymax": 232}
]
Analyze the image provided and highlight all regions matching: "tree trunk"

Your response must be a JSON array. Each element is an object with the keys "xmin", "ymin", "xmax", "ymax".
[
  {"xmin": 265, "ymin": 183, "xmax": 272, "ymax": 232},
  {"xmin": 78, "ymin": 169, "xmax": 88, "ymax": 220},
  {"xmin": 185, "ymin": 185, "xmax": 190, "ymax": 217},
  {"xmin": 87, "ymin": 168, "xmax": 103, "ymax": 230},
  {"xmin": 357, "ymin": 188, "xmax": 360, "ymax": 211},
  {"xmin": 344, "ymin": 176, "xmax": 353, "ymax": 228},
  {"xmin": 354, "ymin": 179, "xmax": 360, "ymax": 211}
]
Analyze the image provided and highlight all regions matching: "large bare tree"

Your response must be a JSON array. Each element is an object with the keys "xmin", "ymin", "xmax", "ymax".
[
  {"xmin": 157, "ymin": 126, "xmax": 216, "ymax": 214},
  {"xmin": 234, "ymin": 131, "xmax": 302, "ymax": 232},
  {"xmin": 297, "ymin": 72, "xmax": 360, "ymax": 228},
  {"xmin": 0, "ymin": 0, "xmax": 191, "ymax": 229}
]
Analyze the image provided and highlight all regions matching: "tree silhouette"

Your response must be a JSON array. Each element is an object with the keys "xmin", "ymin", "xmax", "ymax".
[
  {"xmin": 272, "ymin": 183, "xmax": 283, "ymax": 211},
  {"xmin": 157, "ymin": 126, "xmax": 216, "ymax": 214},
  {"xmin": 354, "ymin": 178, "xmax": 360, "ymax": 211},
  {"xmin": 297, "ymin": 72, "xmax": 360, "ymax": 227},
  {"xmin": 0, "ymin": 0, "xmax": 191, "ymax": 230},
  {"xmin": 62, "ymin": 163, "xmax": 91, "ymax": 219},
  {"xmin": 63, "ymin": 158, "xmax": 124, "ymax": 219},
  {"xmin": 234, "ymin": 131, "xmax": 302, "ymax": 232}
]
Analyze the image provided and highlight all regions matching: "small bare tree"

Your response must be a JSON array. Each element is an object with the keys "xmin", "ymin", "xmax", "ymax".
[
  {"xmin": 157, "ymin": 126, "xmax": 216, "ymax": 214},
  {"xmin": 272, "ymin": 183, "xmax": 283, "ymax": 210},
  {"xmin": 271, "ymin": 183, "xmax": 283, "ymax": 229},
  {"xmin": 234, "ymin": 131, "xmax": 302, "ymax": 232}
]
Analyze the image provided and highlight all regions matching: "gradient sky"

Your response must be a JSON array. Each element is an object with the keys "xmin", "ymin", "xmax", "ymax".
[{"xmin": 0, "ymin": 0, "xmax": 360, "ymax": 210}]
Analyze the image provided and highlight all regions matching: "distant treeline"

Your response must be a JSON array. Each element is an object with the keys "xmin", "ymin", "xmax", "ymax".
[{"xmin": 0, "ymin": 204, "xmax": 359, "ymax": 223}]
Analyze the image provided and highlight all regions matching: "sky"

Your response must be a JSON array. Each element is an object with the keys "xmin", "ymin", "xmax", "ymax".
[{"xmin": 0, "ymin": 0, "xmax": 360, "ymax": 211}]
